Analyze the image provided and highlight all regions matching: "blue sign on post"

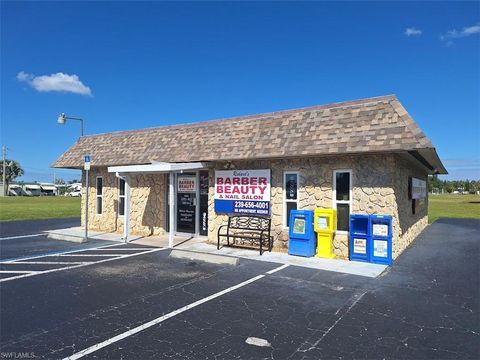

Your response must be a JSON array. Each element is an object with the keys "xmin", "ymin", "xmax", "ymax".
[
  {"xmin": 84, "ymin": 155, "xmax": 91, "ymax": 171},
  {"xmin": 214, "ymin": 169, "xmax": 271, "ymax": 216}
]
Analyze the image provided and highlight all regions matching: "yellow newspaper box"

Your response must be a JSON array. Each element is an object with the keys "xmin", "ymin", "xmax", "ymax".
[
  {"xmin": 314, "ymin": 208, "xmax": 336, "ymax": 233},
  {"xmin": 314, "ymin": 208, "xmax": 336, "ymax": 258}
]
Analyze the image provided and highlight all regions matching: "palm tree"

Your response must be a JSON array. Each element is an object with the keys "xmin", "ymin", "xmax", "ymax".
[{"xmin": 1, "ymin": 159, "xmax": 24, "ymax": 196}]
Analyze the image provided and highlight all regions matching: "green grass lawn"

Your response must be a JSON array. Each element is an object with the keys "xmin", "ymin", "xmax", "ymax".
[
  {"xmin": 428, "ymin": 194, "xmax": 480, "ymax": 223},
  {"xmin": 0, "ymin": 194, "xmax": 478, "ymax": 223},
  {"xmin": 0, "ymin": 196, "xmax": 81, "ymax": 222}
]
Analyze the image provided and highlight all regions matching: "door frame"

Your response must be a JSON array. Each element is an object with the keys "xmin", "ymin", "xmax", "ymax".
[{"xmin": 174, "ymin": 171, "xmax": 200, "ymax": 237}]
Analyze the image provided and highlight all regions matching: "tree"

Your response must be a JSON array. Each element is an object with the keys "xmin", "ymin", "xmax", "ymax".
[
  {"xmin": 0, "ymin": 159, "xmax": 24, "ymax": 196},
  {"xmin": 55, "ymin": 178, "xmax": 66, "ymax": 185}
]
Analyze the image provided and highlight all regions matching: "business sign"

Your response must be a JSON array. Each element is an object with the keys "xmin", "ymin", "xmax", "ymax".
[
  {"xmin": 84, "ymin": 155, "xmax": 91, "ymax": 171},
  {"xmin": 214, "ymin": 169, "xmax": 270, "ymax": 215},
  {"xmin": 410, "ymin": 177, "xmax": 426, "ymax": 199},
  {"xmin": 177, "ymin": 176, "xmax": 197, "ymax": 193}
]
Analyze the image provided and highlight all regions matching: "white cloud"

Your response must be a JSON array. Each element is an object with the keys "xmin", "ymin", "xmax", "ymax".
[
  {"xmin": 440, "ymin": 23, "xmax": 480, "ymax": 44},
  {"xmin": 405, "ymin": 27, "xmax": 422, "ymax": 37},
  {"xmin": 17, "ymin": 71, "xmax": 92, "ymax": 96},
  {"xmin": 16, "ymin": 71, "xmax": 30, "ymax": 81}
]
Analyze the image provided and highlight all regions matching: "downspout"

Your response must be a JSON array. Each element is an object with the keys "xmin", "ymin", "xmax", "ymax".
[{"xmin": 115, "ymin": 172, "xmax": 130, "ymax": 243}]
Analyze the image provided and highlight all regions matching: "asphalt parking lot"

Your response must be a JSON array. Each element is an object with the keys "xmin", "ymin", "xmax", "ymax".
[{"xmin": 0, "ymin": 218, "xmax": 478, "ymax": 359}]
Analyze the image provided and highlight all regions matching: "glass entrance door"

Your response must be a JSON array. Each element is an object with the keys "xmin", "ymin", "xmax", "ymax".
[
  {"xmin": 199, "ymin": 171, "xmax": 209, "ymax": 236},
  {"xmin": 176, "ymin": 174, "xmax": 197, "ymax": 234}
]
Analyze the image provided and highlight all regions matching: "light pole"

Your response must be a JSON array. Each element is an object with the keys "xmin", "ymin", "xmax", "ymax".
[
  {"xmin": 2, "ymin": 146, "xmax": 6, "ymax": 197},
  {"xmin": 57, "ymin": 113, "xmax": 84, "ymax": 137},
  {"xmin": 57, "ymin": 113, "xmax": 88, "ymax": 241}
]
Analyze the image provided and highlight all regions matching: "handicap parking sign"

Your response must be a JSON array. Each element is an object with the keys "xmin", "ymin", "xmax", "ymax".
[{"xmin": 84, "ymin": 155, "xmax": 91, "ymax": 170}]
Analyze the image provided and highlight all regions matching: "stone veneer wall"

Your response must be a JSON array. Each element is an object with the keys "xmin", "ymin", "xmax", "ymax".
[
  {"xmin": 391, "ymin": 156, "xmax": 428, "ymax": 258},
  {"xmin": 208, "ymin": 153, "xmax": 428, "ymax": 259},
  {"xmin": 82, "ymin": 153, "xmax": 428, "ymax": 260},
  {"xmin": 81, "ymin": 168, "xmax": 167, "ymax": 236}
]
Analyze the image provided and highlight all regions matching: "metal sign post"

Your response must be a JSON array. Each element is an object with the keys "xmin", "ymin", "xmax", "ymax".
[{"xmin": 84, "ymin": 155, "xmax": 91, "ymax": 242}]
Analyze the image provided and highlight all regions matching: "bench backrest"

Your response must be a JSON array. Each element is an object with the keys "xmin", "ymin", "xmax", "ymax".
[{"xmin": 228, "ymin": 216, "xmax": 271, "ymax": 232}]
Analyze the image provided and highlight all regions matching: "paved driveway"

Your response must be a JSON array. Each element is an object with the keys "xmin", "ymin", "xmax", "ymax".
[
  {"xmin": 0, "ymin": 218, "xmax": 80, "ymax": 238},
  {"xmin": 0, "ymin": 218, "xmax": 478, "ymax": 359}
]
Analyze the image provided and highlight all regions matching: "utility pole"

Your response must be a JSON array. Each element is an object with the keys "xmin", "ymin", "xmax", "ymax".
[{"xmin": 2, "ymin": 145, "xmax": 6, "ymax": 197}]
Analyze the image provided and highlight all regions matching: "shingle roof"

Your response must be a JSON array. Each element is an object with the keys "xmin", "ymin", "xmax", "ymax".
[{"xmin": 52, "ymin": 95, "xmax": 446, "ymax": 173}]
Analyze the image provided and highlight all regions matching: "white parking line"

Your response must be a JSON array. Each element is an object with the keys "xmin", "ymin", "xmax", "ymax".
[
  {"xmin": 58, "ymin": 254, "xmax": 122, "ymax": 257},
  {"xmin": 0, "ymin": 247, "xmax": 167, "ymax": 283},
  {"xmin": 64, "ymin": 263, "xmax": 290, "ymax": 360},
  {"xmin": 0, "ymin": 270, "xmax": 38, "ymax": 274},
  {"xmin": 0, "ymin": 234, "xmax": 44, "ymax": 241},
  {"xmin": 5, "ymin": 261, "xmax": 91, "ymax": 265},
  {"xmin": 1, "ymin": 243, "xmax": 127, "ymax": 263},
  {"xmin": 92, "ymin": 248, "xmax": 157, "ymax": 251}
]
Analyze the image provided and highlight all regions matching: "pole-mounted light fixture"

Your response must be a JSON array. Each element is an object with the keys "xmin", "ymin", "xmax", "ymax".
[{"xmin": 57, "ymin": 113, "xmax": 84, "ymax": 136}]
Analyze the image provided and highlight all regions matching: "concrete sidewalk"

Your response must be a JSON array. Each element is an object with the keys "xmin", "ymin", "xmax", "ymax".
[
  {"xmin": 175, "ymin": 240, "xmax": 387, "ymax": 278},
  {"xmin": 44, "ymin": 227, "xmax": 387, "ymax": 278},
  {"xmin": 45, "ymin": 227, "xmax": 142, "ymax": 243}
]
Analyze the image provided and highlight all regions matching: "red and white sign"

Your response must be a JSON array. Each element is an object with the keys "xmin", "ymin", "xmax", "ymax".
[
  {"xmin": 177, "ymin": 176, "xmax": 197, "ymax": 193},
  {"xmin": 214, "ymin": 169, "xmax": 270, "ymax": 201}
]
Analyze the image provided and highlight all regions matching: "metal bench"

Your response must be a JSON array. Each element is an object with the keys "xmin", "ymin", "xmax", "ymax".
[{"xmin": 217, "ymin": 215, "xmax": 272, "ymax": 255}]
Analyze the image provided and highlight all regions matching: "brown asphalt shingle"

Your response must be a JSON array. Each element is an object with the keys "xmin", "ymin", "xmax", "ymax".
[{"xmin": 52, "ymin": 95, "xmax": 436, "ymax": 168}]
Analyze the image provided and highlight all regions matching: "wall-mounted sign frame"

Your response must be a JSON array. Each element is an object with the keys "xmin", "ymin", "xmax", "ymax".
[{"xmin": 409, "ymin": 177, "xmax": 427, "ymax": 199}]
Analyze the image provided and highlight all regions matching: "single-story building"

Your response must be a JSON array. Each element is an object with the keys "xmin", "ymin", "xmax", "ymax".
[{"xmin": 53, "ymin": 95, "xmax": 446, "ymax": 259}]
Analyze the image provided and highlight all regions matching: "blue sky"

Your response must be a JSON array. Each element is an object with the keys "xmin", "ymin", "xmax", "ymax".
[{"xmin": 1, "ymin": 1, "xmax": 479, "ymax": 182}]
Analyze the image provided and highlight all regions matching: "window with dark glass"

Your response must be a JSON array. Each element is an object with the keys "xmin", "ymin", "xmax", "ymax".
[
  {"xmin": 96, "ymin": 177, "xmax": 103, "ymax": 215},
  {"xmin": 334, "ymin": 171, "xmax": 351, "ymax": 231},
  {"xmin": 336, "ymin": 172, "xmax": 350, "ymax": 201},
  {"xmin": 118, "ymin": 178, "xmax": 125, "ymax": 216},
  {"xmin": 284, "ymin": 172, "xmax": 299, "ymax": 227}
]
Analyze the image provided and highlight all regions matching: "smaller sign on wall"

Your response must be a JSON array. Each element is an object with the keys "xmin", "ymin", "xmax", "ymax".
[
  {"xmin": 410, "ymin": 177, "xmax": 427, "ymax": 199},
  {"xmin": 177, "ymin": 176, "xmax": 197, "ymax": 193}
]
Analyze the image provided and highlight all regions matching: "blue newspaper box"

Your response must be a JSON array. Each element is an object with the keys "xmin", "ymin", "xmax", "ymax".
[
  {"xmin": 288, "ymin": 210, "xmax": 316, "ymax": 257},
  {"xmin": 350, "ymin": 214, "xmax": 370, "ymax": 236},
  {"xmin": 349, "ymin": 214, "xmax": 371, "ymax": 262},
  {"xmin": 369, "ymin": 215, "xmax": 393, "ymax": 265}
]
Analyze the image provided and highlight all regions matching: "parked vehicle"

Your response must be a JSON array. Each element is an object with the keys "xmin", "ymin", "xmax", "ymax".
[{"xmin": 68, "ymin": 189, "xmax": 82, "ymax": 197}]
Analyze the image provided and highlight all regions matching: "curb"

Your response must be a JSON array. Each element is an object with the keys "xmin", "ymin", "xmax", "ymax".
[
  {"xmin": 45, "ymin": 232, "xmax": 88, "ymax": 243},
  {"xmin": 170, "ymin": 249, "xmax": 239, "ymax": 266}
]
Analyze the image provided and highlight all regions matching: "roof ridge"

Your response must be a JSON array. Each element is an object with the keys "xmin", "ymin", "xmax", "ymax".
[{"xmin": 81, "ymin": 94, "xmax": 397, "ymax": 139}]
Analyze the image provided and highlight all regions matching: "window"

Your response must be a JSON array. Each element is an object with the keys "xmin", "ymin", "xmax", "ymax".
[
  {"xmin": 118, "ymin": 178, "xmax": 125, "ymax": 216},
  {"xmin": 333, "ymin": 170, "xmax": 351, "ymax": 232},
  {"xmin": 283, "ymin": 172, "xmax": 299, "ymax": 228},
  {"xmin": 96, "ymin": 177, "xmax": 103, "ymax": 215}
]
